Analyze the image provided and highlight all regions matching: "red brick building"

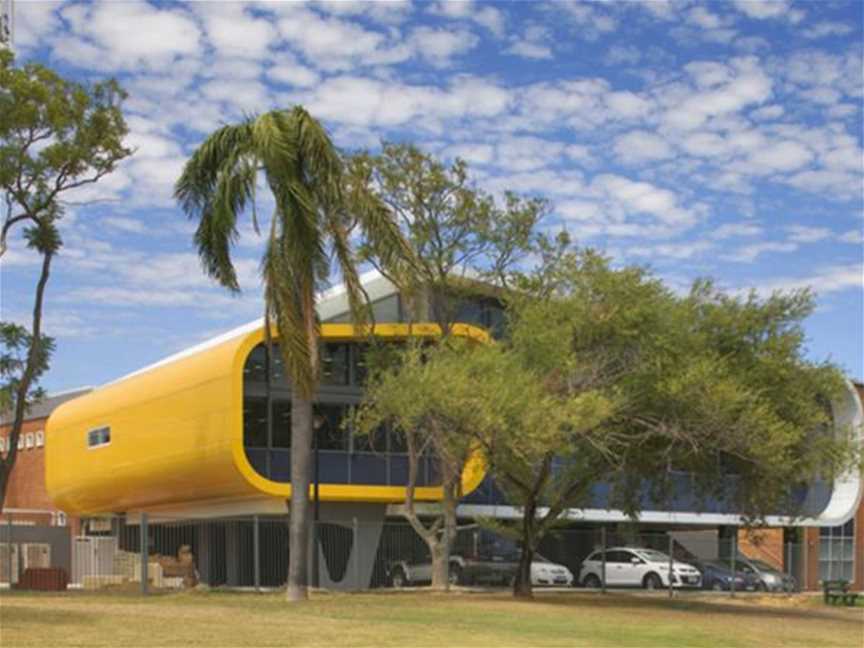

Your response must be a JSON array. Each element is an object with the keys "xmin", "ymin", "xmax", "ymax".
[{"xmin": 0, "ymin": 388, "xmax": 91, "ymax": 534}]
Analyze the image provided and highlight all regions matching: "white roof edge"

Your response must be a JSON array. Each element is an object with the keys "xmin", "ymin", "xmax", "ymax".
[{"xmin": 104, "ymin": 269, "xmax": 397, "ymax": 387}]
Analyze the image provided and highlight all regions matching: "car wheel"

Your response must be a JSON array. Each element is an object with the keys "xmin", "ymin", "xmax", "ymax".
[
  {"xmin": 391, "ymin": 567, "xmax": 407, "ymax": 589},
  {"xmin": 756, "ymin": 581, "xmax": 768, "ymax": 592},
  {"xmin": 449, "ymin": 565, "xmax": 463, "ymax": 586},
  {"xmin": 711, "ymin": 581, "xmax": 724, "ymax": 591},
  {"xmin": 583, "ymin": 574, "xmax": 601, "ymax": 589},
  {"xmin": 643, "ymin": 573, "xmax": 663, "ymax": 591}
]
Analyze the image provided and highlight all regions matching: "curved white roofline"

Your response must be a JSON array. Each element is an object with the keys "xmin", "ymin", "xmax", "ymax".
[{"xmin": 106, "ymin": 269, "xmax": 397, "ymax": 387}]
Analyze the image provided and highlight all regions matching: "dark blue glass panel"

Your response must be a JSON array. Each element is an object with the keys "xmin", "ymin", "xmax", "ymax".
[
  {"xmin": 389, "ymin": 455, "xmax": 409, "ymax": 486},
  {"xmin": 350, "ymin": 454, "xmax": 388, "ymax": 485},
  {"xmin": 245, "ymin": 448, "xmax": 268, "ymax": 476},
  {"xmin": 318, "ymin": 451, "xmax": 350, "ymax": 484}
]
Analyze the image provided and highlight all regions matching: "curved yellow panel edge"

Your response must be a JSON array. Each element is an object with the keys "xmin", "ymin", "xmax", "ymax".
[{"xmin": 46, "ymin": 323, "xmax": 490, "ymax": 515}]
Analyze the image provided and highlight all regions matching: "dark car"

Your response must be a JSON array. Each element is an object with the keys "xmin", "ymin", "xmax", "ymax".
[
  {"xmin": 735, "ymin": 556, "xmax": 797, "ymax": 592},
  {"xmin": 697, "ymin": 560, "xmax": 757, "ymax": 591}
]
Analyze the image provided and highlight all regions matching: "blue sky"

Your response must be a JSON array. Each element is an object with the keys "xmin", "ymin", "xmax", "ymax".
[{"xmin": 3, "ymin": 0, "xmax": 862, "ymax": 391}]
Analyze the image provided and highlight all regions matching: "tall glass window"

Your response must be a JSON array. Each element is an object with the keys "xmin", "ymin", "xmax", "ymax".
[{"xmin": 819, "ymin": 519, "xmax": 855, "ymax": 582}]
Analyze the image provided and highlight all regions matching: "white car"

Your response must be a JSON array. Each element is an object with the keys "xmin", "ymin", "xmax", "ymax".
[
  {"xmin": 579, "ymin": 547, "xmax": 702, "ymax": 590},
  {"xmin": 531, "ymin": 554, "xmax": 574, "ymax": 587}
]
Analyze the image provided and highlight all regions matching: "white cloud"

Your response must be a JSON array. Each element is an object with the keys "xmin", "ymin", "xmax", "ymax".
[
  {"xmin": 193, "ymin": 3, "xmax": 278, "ymax": 59},
  {"xmin": 300, "ymin": 75, "xmax": 511, "ymax": 128},
  {"xmin": 506, "ymin": 40, "xmax": 553, "ymax": 60},
  {"xmin": 409, "ymin": 26, "xmax": 480, "ymax": 67},
  {"xmin": 687, "ymin": 6, "xmax": 725, "ymax": 30},
  {"xmin": 711, "ymin": 222, "xmax": 764, "ymax": 239},
  {"xmin": 102, "ymin": 217, "xmax": 146, "ymax": 234},
  {"xmin": 732, "ymin": 1, "xmax": 805, "ymax": 24},
  {"xmin": 784, "ymin": 225, "xmax": 831, "ymax": 244},
  {"xmin": 838, "ymin": 229, "xmax": 863, "ymax": 245},
  {"xmin": 802, "ymin": 22, "xmax": 854, "ymax": 39},
  {"xmin": 745, "ymin": 140, "xmax": 813, "ymax": 174},
  {"xmin": 750, "ymin": 104, "xmax": 784, "ymax": 120},
  {"xmin": 267, "ymin": 59, "xmax": 321, "ymax": 88},
  {"xmin": 748, "ymin": 264, "xmax": 863, "ymax": 297},
  {"xmin": 664, "ymin": 58, "xmax": 773, "ymax": 131},
  {"xmin": 592, "ymin": 174, "xmax": 701, "ymax": 228},
  {"xmin": 605, "ymin": 91, "xmax": 653, "ymax": 119},
  {"xmin": 12, "ymin": 1, "xmax": 62, "ymax": 50},
  {"xmin": 604, "ymin": 45, "xmax": 642, "ymax": 66},
  {"xmin": 276, "ymin": 7, "xmax": 410, "ymax": 71},
  {"xmin": 628, "ymin": 240, "xmax": 715, "ymax": 260},
  {"xmin": 428, "ymin": 1, "xmax": 505, "ymax": 38},
  {"xmin": 557, "ymin": 1, "xmax": 618, "ymax": 40},
  {"xmin": 54, "ymin": 2, "xmax": 202, "ymax": 71},
  {"xmin": 722, "ymin": 241, "xmax": 798, "ymax": 263},
  {"xmin": 613, "ymin": 131, "xmax": 673, "ymax": 164}
]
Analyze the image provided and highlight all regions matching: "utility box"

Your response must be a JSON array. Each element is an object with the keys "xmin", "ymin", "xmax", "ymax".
[
  {"xmin": 72, "ymin": 536, "xmax": 117, "ymax": 585},
  {"xmin": 21, "ymin": 543, "xmax": 51, "ymax": 570},
  {"xmin": 0, "ymin": 543, "xmax": 20, "ymax": 585}
]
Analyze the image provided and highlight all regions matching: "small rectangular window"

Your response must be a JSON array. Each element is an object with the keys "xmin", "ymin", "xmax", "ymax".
[
  {"xmin": 35, "ymin": 431, "xmax": 44, "ymax": 447},
  {"xmin": 25, "ymin": 433, "xmax": 34, "ymax": 449},
  {"xmin": 87, "ymin": 426, "xmax": 111, "ymax": 448}
]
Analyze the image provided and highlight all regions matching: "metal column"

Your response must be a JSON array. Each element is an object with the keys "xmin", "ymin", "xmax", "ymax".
[{"xmin": 140, "ymin": 513, "xmax": 149, "ymax": 595}]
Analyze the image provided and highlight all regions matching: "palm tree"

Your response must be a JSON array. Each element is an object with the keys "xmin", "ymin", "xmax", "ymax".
[{"xmin": 175, "ymin": 107, "xmax": 406, "ymax": 601}]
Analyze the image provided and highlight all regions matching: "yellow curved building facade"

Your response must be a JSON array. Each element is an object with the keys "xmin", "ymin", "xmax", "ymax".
[{"xmin": 45, "ymin": 323, "xmax": 488, "ymax": 515}]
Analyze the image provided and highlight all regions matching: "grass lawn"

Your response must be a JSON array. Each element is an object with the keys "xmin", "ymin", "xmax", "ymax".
[{"xmin": 1, "ymin": 589, "xmax": 861, "ymax": 647}]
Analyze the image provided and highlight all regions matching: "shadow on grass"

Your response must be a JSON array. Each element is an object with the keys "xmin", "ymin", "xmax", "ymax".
[
  {"xmin": 0, "ymin": 605, "xmax": 96, "ymax": 627},
  {"xmin": 528, "ymin": 591, "xmax": 863, "ymax": 626}
]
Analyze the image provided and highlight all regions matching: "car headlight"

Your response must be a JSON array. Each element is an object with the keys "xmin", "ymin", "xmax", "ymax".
[{"xmin": 764, "ymin": 573, "xmax": 780, "ymax": 583}]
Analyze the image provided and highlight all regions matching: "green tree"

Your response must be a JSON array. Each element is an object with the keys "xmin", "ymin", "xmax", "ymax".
[
  {"xmin": 348, "ymin": 142, "xmax": 547, "ymax": 589},
  {"xmin": 358, "ymin": 245, "xmax": 856, "ymax": 598},
  {"xmin": 0, "ymin": 51, "xmax": 130, "ymax": 511},
  {"xmin": 175, "ymin": 107, "xmax": 405, "ymax": 601}
]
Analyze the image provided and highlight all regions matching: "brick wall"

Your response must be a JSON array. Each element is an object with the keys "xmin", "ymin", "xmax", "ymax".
[
  {"xmin": 737, "ymin": 527, "xmax": 784, "ymax": 569},
  {"xmin": 0, "ymin": 416, "xmax": 79, "ymax": 534}
]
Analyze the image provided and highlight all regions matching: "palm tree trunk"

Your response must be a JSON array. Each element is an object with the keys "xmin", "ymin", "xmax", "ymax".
[
  {"xmin": 287, "ymin": 393, "xmax": 313, "ymax": 601},
  {"xmin": 287, "ymin": 288, "xmax": 319, "ymax": 602}
]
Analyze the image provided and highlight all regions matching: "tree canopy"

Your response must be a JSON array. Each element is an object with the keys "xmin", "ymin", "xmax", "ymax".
[
  {"xmin": 0, "ymin": 50, "xmax": 130, "ymax": 512},
  {"xmin": 356, "ymin": 245, "xmax": 855, "ymax": 597}
]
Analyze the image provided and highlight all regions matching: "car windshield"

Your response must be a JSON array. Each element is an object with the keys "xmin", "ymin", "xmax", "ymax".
[
  {"xmin": 533, "ymin": 554, "xmax": 552, "ymax": 563},
  {"xmin": 635, "ymin": 549, "xmax": 670, "ymax": 562}
]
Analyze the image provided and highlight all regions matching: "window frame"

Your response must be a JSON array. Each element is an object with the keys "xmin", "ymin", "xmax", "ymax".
[
  {"xmin": 87, "ymin": 426, "xmax": 111, "ymax": 449},
  {"xmin": 818, "ymin": 519, "xmax": 855, "ymax": 583}
]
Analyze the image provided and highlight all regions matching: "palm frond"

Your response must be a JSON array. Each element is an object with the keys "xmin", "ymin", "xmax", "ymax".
[{"xmin": 175, "ymin": 121, "xmax": 256, "ymax": 291}]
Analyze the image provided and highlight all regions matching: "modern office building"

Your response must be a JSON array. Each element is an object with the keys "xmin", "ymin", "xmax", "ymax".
[{"xmin": 42, "ymin": 272, "xmax": 863, "ymax": 589}]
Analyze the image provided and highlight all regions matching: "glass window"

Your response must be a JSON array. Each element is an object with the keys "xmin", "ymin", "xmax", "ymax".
[
  {"xmin": 87, "ymin": 426, "xmax": 111, "ymax": 448},
  {"xmin": 352, "ymin": 344, "xmax": 369, "ymax": 385},
  {"xmin": 272, "ymin": 400, "xmax": 291, "ymax": 448},
  {"xmin": 819, "ymin": 520, "xmax": 855, "ymax": 582},
  {"xmin": 321, "ymin": 343, "xmax": 350, "ymax": 386},
  {"xmin": 243, "ymin": 345, "xmax": 269, "ymax": 384},
  {"xmin": 314, "ymin": 404, "xmax": 347, "ymax": 450},
  {"xmin": 243, "ymin": 398, "xmax": 268, "ymax": 448},
  {"xmin": 605, "ymin": 550, "xmax": 630, "ymax": 564}
]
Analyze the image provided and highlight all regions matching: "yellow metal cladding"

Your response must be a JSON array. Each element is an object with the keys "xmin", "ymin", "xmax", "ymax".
[{"xmin": 45, "ymin": 323, "xmax": 489, "ymax": 515}]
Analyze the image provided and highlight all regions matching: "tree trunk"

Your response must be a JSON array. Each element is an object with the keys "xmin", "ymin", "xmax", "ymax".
[
  {"xmin": 430, "ymin": 541, "xmax": 449, "ymax": 590},
  {"xmin": 287, "ymin": 393, "xmax": 313, "ymax": 601},
  {"xmin": 0, "ymin": 249, "xmax": 53, "ymax": 514},
  {"xmin": 513, "ymin": 492, "xmax": 539, "ymax": 599},
  {"xmin": 513, "ymin": 542, "xmax": 535, "ymax": 598}
]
